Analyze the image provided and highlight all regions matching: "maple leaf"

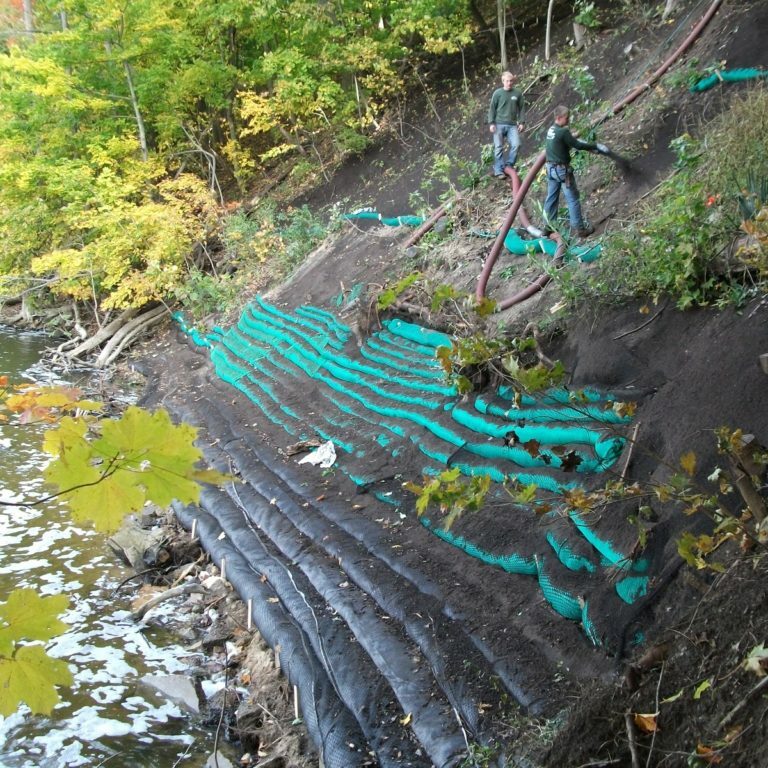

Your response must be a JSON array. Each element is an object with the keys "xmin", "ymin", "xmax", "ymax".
[
  {"xmin": 94, "ymin": 407, "xmax": 203, "ymax": 507},
  {"xmin": 0, "ymin": 590, "xmax": 69, "ymax": 656},
  {"xmin": 612, "ymin": 400, "xmax": 637, "ymax": 418},
  {"xmin": 695, "ymin": 744, "xmax": 723, "ymax": 765},
  {"xmin": 41, "ymin": 407, "xmax": 227, "ymax": 532},
  {"xmin": 0, "ymin": 645, "xmax": 73, "ymax": 716},
  {"xmin": 560, "ymin": 450, "xmax": 583, "ymax": 473},
  {"xmin": 521, "ymin": 439, "xmax": 541, "ymax": 458}
]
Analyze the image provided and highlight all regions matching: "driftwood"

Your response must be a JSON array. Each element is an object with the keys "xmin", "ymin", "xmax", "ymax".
[
  {"xmin": 133, "ymin": 582, "xmax": 206, "ymax": 621},
  {"xmin": 94, "ymin": 304, "xmax": 168, "ymax": 368},
  {"xmin": 66, "ymin": 307, "xmax": 139, "ymax": 360}
]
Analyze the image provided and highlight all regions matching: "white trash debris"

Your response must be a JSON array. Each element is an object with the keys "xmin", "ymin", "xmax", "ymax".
[{"xmin": 297, "ymin": 440, "xmax": 337, "ymax": 469}]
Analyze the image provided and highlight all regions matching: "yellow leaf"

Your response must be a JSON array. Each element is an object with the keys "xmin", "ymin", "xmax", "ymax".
[
  {"xmin": 399, "ymin": 712, "xmax": 412, "ymax": 726},
  {"xmin": 693, "ymin": 679, "xmax": 711, "ymax": 699},
  {"xmin": 680, "ymin": 451, "xmax": 697, "ymax": 477},
  {"xmin": 661, "ymin": 689, "xmax": 683, "ymax": 704}
]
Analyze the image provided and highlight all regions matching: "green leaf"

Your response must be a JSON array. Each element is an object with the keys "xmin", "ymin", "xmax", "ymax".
[
  {"xmin": 0, "ymin": 590, "xmax": 69, "ymax": 652},
  {"xmin": 742, "ymin": 643, "xmax": 768, "ymax": 677},
  {"xmin": 661, "ymin": 688, "xmax": 684, "ymax": 704},
  {"xmin": 65, "ymin": 471, "xmax": 146, "ymax": 532},
  {"xmin": 94, "ymin": 406, "xmax": 202, "ymax": 507},
  {"xmin": 693, "ymin": 679, "xmax": 711, "ymax": 699},
  {"xmin": 0, "ymin": 644, "xmax": 73, "ymax": 716}
]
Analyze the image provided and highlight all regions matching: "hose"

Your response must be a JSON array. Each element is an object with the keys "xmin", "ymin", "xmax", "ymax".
[{"xmin": 475, "ymin": 0, "xmax": 725, "ymax": 307}]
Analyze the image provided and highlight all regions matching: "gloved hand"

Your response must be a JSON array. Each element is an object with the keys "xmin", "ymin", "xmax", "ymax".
[{"xmin": 596, "ymin": 143, "xmax": 610, "ymax": 155}]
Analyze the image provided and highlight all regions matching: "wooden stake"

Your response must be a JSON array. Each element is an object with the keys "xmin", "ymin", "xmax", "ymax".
[
  {"xmin": 220, "ymin": 557, "xmax": 226, "ymax": 582},
  {"xmin": 190, "ymin": 518, "xmax": 197, "ymax": 541},
  {"xmin": 275, "ymin": 644, "xmax": 281, "ymax": 673},
  {"xmin": 293, "ymin": 685, "xmax": 300, "ymax": 720}
]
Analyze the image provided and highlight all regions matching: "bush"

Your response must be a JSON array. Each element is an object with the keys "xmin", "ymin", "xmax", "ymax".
[{"xmin": 554, "ymin": 86, "xmax": 768, "ymax": 309}]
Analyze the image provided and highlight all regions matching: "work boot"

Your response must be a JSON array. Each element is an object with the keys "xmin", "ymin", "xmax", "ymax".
[{"xmin": 576, "ymin": 223, "xmax": 595, "ymax": 237}]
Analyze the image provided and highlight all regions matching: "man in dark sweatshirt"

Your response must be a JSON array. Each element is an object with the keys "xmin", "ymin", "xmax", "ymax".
[
  {"xmin": 488, "ymin": 71, "xmax": 525, "ymax": 178},
  {"xmin": 543, "ymin": 105, "xmax": 608, "ymax": 237}
]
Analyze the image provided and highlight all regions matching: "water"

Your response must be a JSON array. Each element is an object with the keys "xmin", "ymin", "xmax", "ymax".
[{"xmin": 0, "ymin": 327, "xmax": 229, "ymax": 767}]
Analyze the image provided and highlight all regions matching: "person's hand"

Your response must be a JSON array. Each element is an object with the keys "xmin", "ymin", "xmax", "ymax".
[
  {"xmin": 489, "ymin": 124, "xmax": 496, "ymax": 133},
  {"xmin": 517, "ymin": 123, "xmax": 525, "ymax": 132},
  {"xmin": 596, "ymin": 143, "xmax": 610, "ymax": 154}
]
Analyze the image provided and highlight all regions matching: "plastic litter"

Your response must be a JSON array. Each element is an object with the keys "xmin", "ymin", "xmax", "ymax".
[{"xmin": 298, "ymin": 440, "xmax": 337, "ymax": 468}]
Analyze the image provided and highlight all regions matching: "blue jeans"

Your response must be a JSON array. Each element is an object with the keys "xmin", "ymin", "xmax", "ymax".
[
  {"xmin": 492, "ymin": 124, "xmax": 520, "ymax": 174},
  {"xmin": 543, "ymin": 163, "xmax": 585, "ymax": 229}
]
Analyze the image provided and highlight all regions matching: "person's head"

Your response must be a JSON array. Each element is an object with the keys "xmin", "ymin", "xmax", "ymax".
[
  {"xmin": 501, "ymin": 71, "xmax": 516, "ymax": 90},
  {"xmin": 554, "ymin": 105, "xmax": 570, "ymax": 126}
]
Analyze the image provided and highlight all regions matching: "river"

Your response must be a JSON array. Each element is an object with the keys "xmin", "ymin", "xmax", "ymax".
[{"xmin": 0, "ymin": 327, "xmax": 226, "ymax": 767}]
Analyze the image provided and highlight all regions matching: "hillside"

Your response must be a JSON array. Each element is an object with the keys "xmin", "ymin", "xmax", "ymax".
[{"xmin": 139, "ymin": 1, "xmax": 768, "ymax": 766}]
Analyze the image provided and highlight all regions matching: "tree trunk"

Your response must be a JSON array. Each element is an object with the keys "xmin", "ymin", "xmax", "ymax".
[
  {"xmin": 95, "ymin": 305, "xmax": 167, "ymax": 368},
  {"xmin": 545, "ymin": 0, "xmax": 556, "ymax": 60},
  {"xmin": 66, "ymin": 307, "xmax": 139, "ymax": 360},
  {"xmin": 662, "ymin": 0, "xmax": 679, "ymax": 21},
  {"xmin": 123, "ymin": 61, "xmax": 149, "ymax": 161},
  {"xmin": 22, "ymin": 0, "xmax": 34, "ymax": 34},
  {"xmin": 497, "ymin": 0, "xmax": 507, "ymax": 71}
]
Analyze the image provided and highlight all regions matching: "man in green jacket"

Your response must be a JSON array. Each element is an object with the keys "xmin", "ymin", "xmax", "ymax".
[
  {"xmin": 543, "ymin": 105, "xmax": 609, "ymax": 237},
  {"xmin": 488, "ymin": 71, "xmax": 526, "ymax": 178}
]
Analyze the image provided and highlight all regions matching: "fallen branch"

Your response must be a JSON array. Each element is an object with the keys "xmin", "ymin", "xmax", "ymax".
[
  {"xmin": 621, "ymin": 421, "xmax": 642, "ymax": 481},
  {"xmin": 132, "ymin": 583, "xmax": 206, "ymax": 621},
  {"xmin": 719, "ymin": 675, "xmax": 768, "ymax": 731},
  {"xmin": 624, "ymin": 712, "xmax": 642, "ymax": 768},
  {"xmin": 95, "ymin": 305, "xmax": 168, "ymax": 367},
  {"xmin": 66, "ymin": 307, "xmax": 139, "ymax": 360},
  {"xmin": 613, "ymin": 305, "xmax": 666, "ymax": 341}
]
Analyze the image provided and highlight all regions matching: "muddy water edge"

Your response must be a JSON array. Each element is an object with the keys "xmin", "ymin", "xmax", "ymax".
[{"xmin": 0, "ymin": 326, "xmax": 313, "ymax": 768}]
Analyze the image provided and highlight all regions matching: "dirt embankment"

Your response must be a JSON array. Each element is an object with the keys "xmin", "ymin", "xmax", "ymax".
[{"xmin": 138, "ymin": 1, "xmax": 768, "ymax": 765}]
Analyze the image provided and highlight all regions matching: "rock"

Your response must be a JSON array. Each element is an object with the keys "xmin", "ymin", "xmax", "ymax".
[
  {"xmin": 202, "ymin": 575, "xmax": 230, "ymax": 597},
  {"xmin": 204, "ymin": 752, "xmax": 237, "ymax": 768},
  {"xmin": 140, "ymin": 674, "xmax": 205, "ymax": 715},
  {"xmin": 108, "ymin": 515, "xmax": 168, "ymax": 570},
  {"xmin": 202, "ymin": 618, "xmax": 235, "ymax": 651}
]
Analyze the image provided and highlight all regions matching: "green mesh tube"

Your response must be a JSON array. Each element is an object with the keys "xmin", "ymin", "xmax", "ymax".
[
  {"xmin": 546, "ymin": 531, "xmax": 596, "ymax": 573},
  {"xmin": 343, "ymin": 209, "xmax": 425, "ymax": 227},
  {"xmin": 536, "ymin": 556, "xmax": 583, "ymax": 620},
  {"xmin": 690, "ymin": 67, "xmax": 768, "ymax": 92},
  {"xmin": 503, "ymin": 228, "xmax": 602, "ymax": 262}
]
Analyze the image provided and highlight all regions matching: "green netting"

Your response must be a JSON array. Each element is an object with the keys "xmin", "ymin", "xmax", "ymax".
[
  {"xmin": 536, "ymin": 556, "xmax": 583, "ymax": 620},
  {"xmin": 615, "ymin": 574, "xmax": 649, "ymax": 604},
  {"xmin": 568, "ymin": 510, "xmax": 626, "ymax": 566},
  {"xmin": 383, "ymin": 318, "xmax": 452, "ymax": 349},
  {"xmin": 503, "ymin": 228, "xmax": 602, "ymax": 263},
  {"xmin": 546, "ymin": 531, "xmax": 597, "ymax": 573},
  {"xmin": 174, "ymin": 299, "xmax": 650, "ymax": 647},
  {"xmin": 420, "ymin": 517, "xmax": 537, "ymax": 575},
  {"xmin": 690, "ymin": 67, "xmax": 768, "ymax": 92},
  {"xmin": 581, "ymin": 601, "xmax": 601, "ymax": 646},
  {"xmin": 343, "ymin": 209, "xmax": 425, "ymax": 227}
]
